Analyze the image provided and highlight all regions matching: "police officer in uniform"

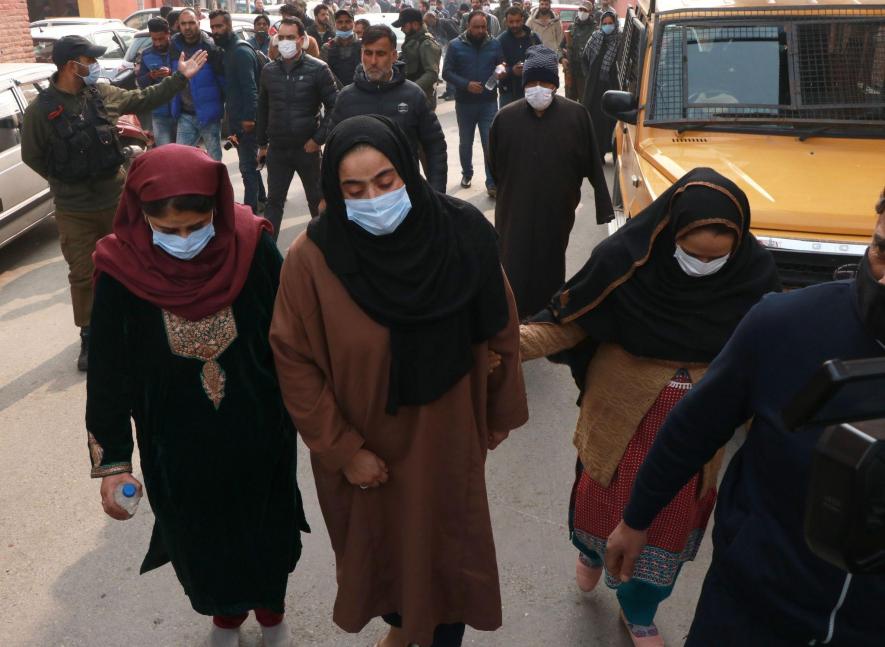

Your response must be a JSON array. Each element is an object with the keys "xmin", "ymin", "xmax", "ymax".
[
  {"xmin": 20, "ymin": 35, "xmax": 208, "ymax": 371},
  {"xmin": 395, "ymin": 8, "xmax": 443, "ymax": 109}
]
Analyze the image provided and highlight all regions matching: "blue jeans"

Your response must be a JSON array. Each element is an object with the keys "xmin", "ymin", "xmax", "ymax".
[
  {"xmin": 455, "ymin": 101, "xmax": 497, "ymax": 188},
  {"xmin": 152, "ymin": 114, "xmax": 176, "ymax": 146},
  {"xmin": 175, "ymin": 113, "xmax": 222, "ymax": 161},
  {"xmin": 234, "ymin": 128, "xmax": 266, "ymax": 214}
]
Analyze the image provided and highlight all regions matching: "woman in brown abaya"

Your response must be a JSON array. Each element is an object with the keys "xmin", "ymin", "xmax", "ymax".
[{"xmin": 269, "ymin": 116, "xmax": 528, "ymax": 647}]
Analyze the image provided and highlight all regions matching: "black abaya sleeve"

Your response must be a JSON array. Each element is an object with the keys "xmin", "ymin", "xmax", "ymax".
[
  {"xmin": 85, "ymin": 274, "xmax": 136, "ymax": 477},
  {"xmin": 580, "ymin": 107, "xmax": 614, "ymax": 224}
]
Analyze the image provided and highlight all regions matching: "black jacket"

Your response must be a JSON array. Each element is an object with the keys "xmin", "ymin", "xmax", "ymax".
[
  {"xmin": 256, "ymin": 54, "xmax": 339, "ymax": 148},
  {"xmin": 329, "ymin": 63, "xmax": 447, "ymax": 192}
]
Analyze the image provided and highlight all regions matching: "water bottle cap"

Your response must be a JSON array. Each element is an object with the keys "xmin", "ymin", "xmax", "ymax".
[{"xmin": 122, "ymin": 483, "xmax": 137, "ymax": 498}]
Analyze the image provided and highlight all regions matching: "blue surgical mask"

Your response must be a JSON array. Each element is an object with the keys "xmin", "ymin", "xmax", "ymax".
[
  {"xmin": 345, "ymin": 185, "xmax": 412, "ymax": 236},
  {"xmin": 74, "ymin": 61, "xmax": 102, "ymax": 86},
  {"xmin": 601, "ymin": 24, "xmax": 615, "ymax": 35},
  {"xmin": 150, "ymin": 220, "xmax": 216, "ymax": 260},
  {"xmin": 336, "ymin": 29, "xmax": 354, "ymax": 39},
  {"xmin": 673, "ymin": 244, "xmax": 729, "ymax": 277}
]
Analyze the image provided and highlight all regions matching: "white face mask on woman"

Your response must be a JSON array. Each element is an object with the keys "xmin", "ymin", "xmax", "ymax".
[
  {"xmin": 673, "ymin": 244, "xmax": 729, "ymax": 277},
  {"xmin": 345, "ymin": 185, "xmax": 413, "ymax": 236},
  {"xmin": 524, "ymin": 85, "xmax": 554, "ymax": 111}
]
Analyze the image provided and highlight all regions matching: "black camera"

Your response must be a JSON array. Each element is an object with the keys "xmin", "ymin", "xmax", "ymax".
[{"xmin": 783, "ymin": 357, "xmax": 885, "ymax": 575}]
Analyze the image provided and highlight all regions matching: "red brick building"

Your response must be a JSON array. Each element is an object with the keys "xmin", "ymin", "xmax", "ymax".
[{"xmin": 1, "ymin": 0, "xmax": 36, "ymax": 63}]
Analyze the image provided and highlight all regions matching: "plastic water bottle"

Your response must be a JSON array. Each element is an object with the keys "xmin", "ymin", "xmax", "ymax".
[{"xmin": 114, "ymin": 482, "xmax": 141, "ymax": 517}]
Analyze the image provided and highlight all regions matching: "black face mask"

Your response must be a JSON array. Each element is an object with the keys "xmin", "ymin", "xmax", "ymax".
[{"xmin": 855, "ymin": 253, "xmax": 885, "ymax": 344}]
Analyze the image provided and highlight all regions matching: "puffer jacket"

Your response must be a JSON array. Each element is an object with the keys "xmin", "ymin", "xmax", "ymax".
[
  {"xmin": 256, "ymin": 53, "xmax": 339, "ymax": 148},
  {"xmin": 442, "ymin": 33, "xmax": 504, "ymax": 104},
  {"xmin": 169, "ymin": 32, "xmax": 225, "ymax": 126},
  {"xmin": 329, "ymin": 62, "xmax": 447, "ymax": 192}
]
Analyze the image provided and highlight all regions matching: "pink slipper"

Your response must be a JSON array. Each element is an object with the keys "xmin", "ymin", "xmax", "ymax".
[
  {"xmin": 575, "ymin": 555, "xmax": 603, "ymax": 592},
  {"xmin": 620, "ymin": 611, "xmax": 665, "ymax": 647}
]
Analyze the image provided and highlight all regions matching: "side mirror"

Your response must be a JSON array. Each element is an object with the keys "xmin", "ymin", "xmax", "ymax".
[{"xmin": 602, "ymin": 90, "xmax": 638, "ymax": 125}]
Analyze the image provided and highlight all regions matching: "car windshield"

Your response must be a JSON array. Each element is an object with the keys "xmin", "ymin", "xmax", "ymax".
[{"xmin": 649, "ymin": 20, "xmax": 885, "ymax": 126}]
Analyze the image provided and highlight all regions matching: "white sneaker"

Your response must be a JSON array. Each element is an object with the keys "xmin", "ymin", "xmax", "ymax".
[
  {"xmin": 205, "ymin": 625, "xmax": 240, "ymax": 647},
  {"xmin": 260, "ymin": 619, "xmax": 293, "ymax": 647}
]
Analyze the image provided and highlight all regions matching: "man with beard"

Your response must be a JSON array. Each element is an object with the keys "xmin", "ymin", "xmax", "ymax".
[
  {"xmin": 321, "ymin": 9, "xmax": 362, "ymax": 86},
  {"xmin": 329, "ymin": 24, "xmax": 447, "ymax": 191},
  {"xmin": 396, "ymin": 7, "xmax": 442, "ymax": 108},
  {"xmin": 527, "ymin": 0, "xmax": 562, "ymax": 57},
  {"xmin": 309, "ymin": 4, "xmax": 335, "ymax": 47},
  {"xmin": 561, "ymin": 1, "xmax": 595, "ymax": 101},
  {"xmin": 496, "ymin": 5, "xmax": 540, "ymax": 107},
  {"xmin": 258, "ymin": 17, "xmax": 338, "ymax": 238},
  {"xmin": 606, "ymin": 189, "xmax": 885, "ymax": 646},
  {"xmin": 248, "ymin": 13, "xmax": 272, "ymax": 56},
  {"xmin": 492, "ymin": 0, "xmax": 510, "ymax": 23},
  {"xmin": 489, "ymin": 45, "xmax": 612, "ymax": 317},
  {"xmin": 170, "ymin": 8, "xmax": 225, "ymax": 160},
  {"xmin": 443, "ymin": 10, "xmax": 504, "ymax": 195},
  {"xmin": 135, "ymin": 18, "xmax": 177, "ymax": 145},
  {"xmin": 209, "ymin": 10, "xmax": 266, "ymax": 214}
]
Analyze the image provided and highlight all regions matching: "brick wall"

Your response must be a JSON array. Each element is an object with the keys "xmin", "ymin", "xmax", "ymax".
[{"xmin": 0, "ymin": 0, "xmax": 35, "ymax": 63}]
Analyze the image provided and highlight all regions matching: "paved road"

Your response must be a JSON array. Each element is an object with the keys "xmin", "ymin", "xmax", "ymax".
[{"xmin": 0, "ymin": 96, "xmax": 727, "ymax": 647}]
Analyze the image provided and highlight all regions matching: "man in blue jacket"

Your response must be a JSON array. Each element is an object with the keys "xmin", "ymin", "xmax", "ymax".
[
  {"xmin": 606, "ymin": 193, "xmax": 885, "ymax": 645},
  {"xmin": 442, "ymin": 10, "xmax": 504, "ymax": 196},
  {"xmin": 210, "ymin": 9, "xmax": 266, "ymax": 214},
  {"xmin": 496, "ymin": 5, "xmax": 540, "ymax": 107},
  {"xmin": 135, "ymin": 17, "xmax": 177, "ymax": 145},
  {"xmin": 171, "ymin": 8, "xmax": 224, "ymax": 161}
]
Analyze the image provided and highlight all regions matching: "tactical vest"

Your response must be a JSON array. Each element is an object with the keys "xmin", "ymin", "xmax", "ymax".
[{"xmin": 38, "ymin": 85, "xmax": 125, "ymax": 183}]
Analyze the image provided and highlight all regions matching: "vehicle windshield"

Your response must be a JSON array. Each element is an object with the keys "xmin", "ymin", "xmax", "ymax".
[
  {"xmin": 33, "ymin": 39, "xmax": 54, "ymax": 64},
  {"xmin": 649, "ymin": 19, "xmax": 885, "ymax": 127}
]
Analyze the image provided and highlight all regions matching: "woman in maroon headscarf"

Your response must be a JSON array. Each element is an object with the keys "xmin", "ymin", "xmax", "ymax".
[{"xmin": 87, "ymin": 145, "xmax": 308, "ymax": 647}]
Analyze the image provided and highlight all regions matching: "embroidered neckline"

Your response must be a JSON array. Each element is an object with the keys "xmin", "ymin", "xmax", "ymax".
[{"xmin": 162, "ymin": 307, "xmax": 238, "ymax": 409}]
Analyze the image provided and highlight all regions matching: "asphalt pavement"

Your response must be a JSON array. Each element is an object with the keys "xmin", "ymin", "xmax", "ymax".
[{"xmin": 0, "ymin": 95, "xmax": 733, "ymax": 647}]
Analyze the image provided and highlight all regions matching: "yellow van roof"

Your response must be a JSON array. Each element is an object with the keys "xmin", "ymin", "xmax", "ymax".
[{"xmin": 641, "ymin": 0, "xmax": 885, "ymax": 14}]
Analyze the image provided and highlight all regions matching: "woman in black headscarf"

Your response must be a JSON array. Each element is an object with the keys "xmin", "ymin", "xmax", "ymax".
[
  {"xmin": 581, "ymin": 9, "xmax": 620, "ymax": 163},
  {"xmin": 519, "ymin": 168, "xmax": 780, "ymax": 647},
  {"xmin": 269, "ymin": 116, "xmax": 528, "ymax": 647}
]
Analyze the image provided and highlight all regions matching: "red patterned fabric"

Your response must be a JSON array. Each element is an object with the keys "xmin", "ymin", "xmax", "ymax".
[{"xmin": 571, "ymin": 371, "xmax": 716, "ymax": 588}]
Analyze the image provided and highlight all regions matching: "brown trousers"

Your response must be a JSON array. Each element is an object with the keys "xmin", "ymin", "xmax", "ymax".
[{"xmin": 54, "ymin": 207, "xmax": 117, "ymax": 328}]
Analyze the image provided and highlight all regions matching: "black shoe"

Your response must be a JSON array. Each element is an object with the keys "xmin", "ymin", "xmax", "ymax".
[
  {"xmin": 487, "ymin": 185, "xmax": 497, "ymax": 198},
  {"xmin": 460, "ymin": 175, "xmax": 472, "ymax": 189},
  {"xmin": 77, "ymin": 326, "xmax": 89, "ymax": 372}
]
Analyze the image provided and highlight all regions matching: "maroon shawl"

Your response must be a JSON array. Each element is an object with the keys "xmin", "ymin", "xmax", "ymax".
[{"xmin": 93, "ymin": 145, "xmax": 271, "ymax": 321}]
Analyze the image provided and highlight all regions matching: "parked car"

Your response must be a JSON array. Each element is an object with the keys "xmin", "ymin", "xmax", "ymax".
[
  {"xmin": 0, "ymin": 63, "xmax": 55, "ymax": 249},
  {"xmin": 113, "ymin": 18, "xmax": 255, "ymax": 91},
  {"xmin": 30, "ymin": 18, "xmax": 123, "ymax": 29},
  {"xmin": 123, "ymin": 6, "xmax": 209, "ymax": 31},
  {"xmin": 603, "ymin": 0, "xmax": 885, "ymax": 286},
  {"xmin": 32, "ymin": 24, "xmax": 137, "ymax": 83}
]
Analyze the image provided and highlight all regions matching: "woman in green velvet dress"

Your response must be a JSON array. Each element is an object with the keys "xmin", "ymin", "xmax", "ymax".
[{"xmin": 86, "ymin": 144, "xmax": 308, "ymax": 647}]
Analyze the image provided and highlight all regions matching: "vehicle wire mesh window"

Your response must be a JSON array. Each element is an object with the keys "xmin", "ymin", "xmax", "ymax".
[
  {"xmin": 649, "ymin": 19, "xmax": 885, "ymax": 123},
  {"xmin": 616, "ymin": 9, "xmax": 644, "ymax": 95}
]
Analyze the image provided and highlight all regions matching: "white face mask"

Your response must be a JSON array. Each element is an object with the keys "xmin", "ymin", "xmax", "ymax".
[
  {"xmin": 277, "ymin": 39, "xmax": 299, "ymax": 59},
  {"xmin": 524, "ymin": 85, "xmax": 554, "ymax": 111},
  {"xmin": 673, "ymin": 244, "xmax": 730, "ymax": 277},
  {"xmin": 345, "ymin": 185, "xmax": 412, "ymax": 236}
]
